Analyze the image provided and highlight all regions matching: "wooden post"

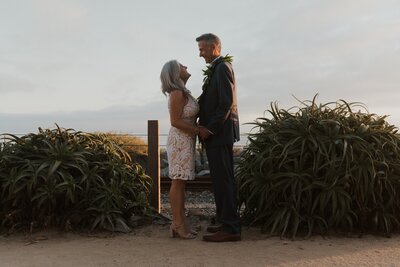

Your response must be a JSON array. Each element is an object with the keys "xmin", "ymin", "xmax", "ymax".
[{"xmin": 148, "ymin": 120, "xmax": 160, "ymax": 213}]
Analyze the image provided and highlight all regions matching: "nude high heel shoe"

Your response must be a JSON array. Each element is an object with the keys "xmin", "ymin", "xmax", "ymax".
[{"xmin": 169, "ymin": 223, "xmax": 196, "ymax": 239}]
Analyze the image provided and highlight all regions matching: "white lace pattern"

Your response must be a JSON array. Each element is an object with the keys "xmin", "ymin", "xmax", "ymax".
[{"xmin": 166, "ymin": 94, "xmax": 199, "ymax": 180}]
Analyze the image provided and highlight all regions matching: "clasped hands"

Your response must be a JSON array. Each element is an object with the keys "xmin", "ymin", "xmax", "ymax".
[{"xmin": 197, "ymin": 125, "xmax": 211, "ymax": 141}]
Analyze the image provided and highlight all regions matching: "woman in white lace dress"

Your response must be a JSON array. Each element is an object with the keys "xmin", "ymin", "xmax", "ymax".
[{"xmin": 160, "ymin": 60, "xmax": 202, "ymax": 239}]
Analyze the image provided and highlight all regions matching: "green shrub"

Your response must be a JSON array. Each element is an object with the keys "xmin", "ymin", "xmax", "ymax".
[
  {"xmin": 0, "ymin": 125, "xmax": 152, "ymax": 232},
  {"xmin": 237, "ymin": 96, "xmax": 400, "ymax": 238}
]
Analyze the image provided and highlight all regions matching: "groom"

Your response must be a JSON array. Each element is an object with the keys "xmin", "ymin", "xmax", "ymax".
[{"xmin": 196, "ymin": 33, "xmax": 241, "ymax": 242}]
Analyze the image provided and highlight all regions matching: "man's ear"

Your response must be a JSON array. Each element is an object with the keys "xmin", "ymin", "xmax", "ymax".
[{"xmin": 211, "ymin": 44, "xmax": 218, "ymax": 54}]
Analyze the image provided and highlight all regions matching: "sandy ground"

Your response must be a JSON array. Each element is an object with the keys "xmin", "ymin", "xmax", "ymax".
[
  {"xmin": 1, "ymin": 192, "xmax": 400, "ymax": 266},
  {"xmin": 1, "ymin": 220, "xmax": 400, "ymax": 267}
]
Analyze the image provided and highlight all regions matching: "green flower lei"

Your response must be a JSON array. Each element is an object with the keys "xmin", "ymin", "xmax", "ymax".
[{"xmin": 202, "ymin": 54, "xmax": 233, "ymax": 88}]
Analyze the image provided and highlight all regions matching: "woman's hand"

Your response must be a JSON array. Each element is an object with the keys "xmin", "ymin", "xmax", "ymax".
[{"xmin": 198, "ymin": 126, "xmax": 212, "ymax": 141}]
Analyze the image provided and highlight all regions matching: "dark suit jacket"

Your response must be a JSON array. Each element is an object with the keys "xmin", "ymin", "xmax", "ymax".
[{"xmin": 198, "ymin": 57, "xmax": 240, "ymax": 148}]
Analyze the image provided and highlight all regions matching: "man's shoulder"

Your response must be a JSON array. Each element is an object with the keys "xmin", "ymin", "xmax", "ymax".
[{"xmin": 215, "ymin": 60, "xmax": 233, "ymax": 73}]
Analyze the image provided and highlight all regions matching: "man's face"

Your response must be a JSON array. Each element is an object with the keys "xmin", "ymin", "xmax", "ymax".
[{"xmin": 198, "ymin": 40, "xmax": 215, "ymax": 64}]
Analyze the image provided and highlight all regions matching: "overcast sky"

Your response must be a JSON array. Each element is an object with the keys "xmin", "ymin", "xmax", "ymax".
[{"xmin": 1, "ymin": 0, "xmax": 400, "ymax": 141}]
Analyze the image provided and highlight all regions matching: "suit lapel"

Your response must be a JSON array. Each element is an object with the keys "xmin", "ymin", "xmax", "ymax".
[
  {"xmin": 202, "ymin": 57, "xmax": 223, "ymax": 91},
  {"xmin": 199, "ymin": 57, "xmax": 224, "ymax": 107}
]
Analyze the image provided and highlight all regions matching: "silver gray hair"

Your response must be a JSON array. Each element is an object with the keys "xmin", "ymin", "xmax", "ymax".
[
  {"xmin": 160, "ymin": 60, "xmax": 187, "ymax": 96},
  {"xmin": 196, "ymin": 33, "xmax": 221, "ymax": 52}
]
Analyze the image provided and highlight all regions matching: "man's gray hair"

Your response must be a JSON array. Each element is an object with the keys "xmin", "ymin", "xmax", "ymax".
[
  {"xmin": 196, "ymin": 33, "xmax": 221, "ymax": 52},
  {"xmin": 160, "ymin": 60, "xmax": 187, "ymax": 96}
]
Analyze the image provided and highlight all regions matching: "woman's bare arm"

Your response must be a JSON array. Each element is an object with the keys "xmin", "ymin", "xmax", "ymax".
[{"xmin": 169, "ymin": 90, "xmax": 199, "ymax": 135}]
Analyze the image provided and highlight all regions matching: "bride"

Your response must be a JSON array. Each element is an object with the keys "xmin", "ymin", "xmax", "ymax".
[{"xmin": 160, "ymin": 60, "xmax": 207, "ymax": 239}]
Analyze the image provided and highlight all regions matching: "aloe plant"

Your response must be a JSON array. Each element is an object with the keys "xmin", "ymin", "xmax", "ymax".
[
  {"xmin": 237, "ymin": 96, "xmax": 400, "ymax": 238},
  {"xmin": 0, "ymin": 125, "xmax": 152, "ymax": 232}
]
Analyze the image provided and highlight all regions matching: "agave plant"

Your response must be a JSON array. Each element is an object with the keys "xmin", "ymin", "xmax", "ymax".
[
  {"xmin": 0, "ymin": 125, "xmax": 152, "ymax": 232},
  {"xmin": 237, "ymin": 95, "xmax": 400, "ymax": 238}
]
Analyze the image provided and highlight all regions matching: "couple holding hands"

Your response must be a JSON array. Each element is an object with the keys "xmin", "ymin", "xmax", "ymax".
[{"xmin": 160, "ymin": 33, "xmax": 241, "ymax": 242}]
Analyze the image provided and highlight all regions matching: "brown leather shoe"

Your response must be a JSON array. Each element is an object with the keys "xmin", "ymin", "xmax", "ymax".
[
  {"xmin": 206, "ymin": 224, "xmax": 222, "ymax": 233},
  {"xmin": 203, "ymin": 231, "xmax": 241, "ymax": 242}
]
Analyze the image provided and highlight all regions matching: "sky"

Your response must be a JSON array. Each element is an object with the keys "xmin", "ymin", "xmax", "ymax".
[{"xmin": 1, "ymin": 0, "xmax": 400, "ymax": 143}]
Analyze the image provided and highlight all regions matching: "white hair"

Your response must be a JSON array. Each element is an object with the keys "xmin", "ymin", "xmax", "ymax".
[{"xmin": 160, "ymin": 60, "xmax": 188, "ymax": 96}]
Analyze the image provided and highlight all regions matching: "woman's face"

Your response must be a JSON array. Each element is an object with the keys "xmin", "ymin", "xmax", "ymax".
[{"xmin": 179, "ymin": 64, "xmax": 191, "ymax": 82}]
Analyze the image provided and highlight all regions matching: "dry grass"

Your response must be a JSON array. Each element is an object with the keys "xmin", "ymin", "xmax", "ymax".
[{"xmin": 104, "ymin": 132, "xmax": 147, "ymax": 155}]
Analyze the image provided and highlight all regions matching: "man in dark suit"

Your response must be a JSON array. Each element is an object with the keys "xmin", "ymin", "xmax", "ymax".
[{"xmin": 196, "ymin": 33, "xmax": 241, "ymax": 242}]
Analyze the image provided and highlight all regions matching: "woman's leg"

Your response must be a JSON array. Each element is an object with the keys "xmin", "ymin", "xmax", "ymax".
[{"xmin": 169, "ymin": 179, "xmax": 187, "ymax": 227}]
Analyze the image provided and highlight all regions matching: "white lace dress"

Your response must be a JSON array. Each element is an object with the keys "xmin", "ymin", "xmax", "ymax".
[{"xmin": 167, "ymin": 94, "xmax": 200, "ymax": 180}]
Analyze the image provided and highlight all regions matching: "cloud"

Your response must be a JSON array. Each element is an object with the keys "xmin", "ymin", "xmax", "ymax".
[
  {"xmin": 0, "ymin": 74, "xmax": 36, "ymax": 93},
  {"xmin": 32, "ymin": 0, "xmax": 88, "ymax": 32},
  {"xmin": 229, "ymin": 1, "xmax": 400, "ymax": 129},
  {"xmin": 1, "ymin": 1, "xmax": 400, "ymax": 137}
]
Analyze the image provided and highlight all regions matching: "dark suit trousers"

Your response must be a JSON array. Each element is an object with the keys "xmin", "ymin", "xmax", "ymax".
[{"xmin": 206, "ymin": 144, "xmax": 241, "ymax": 234}]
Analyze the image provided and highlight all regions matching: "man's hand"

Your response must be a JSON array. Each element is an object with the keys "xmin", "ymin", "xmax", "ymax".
[{"xmin": 198, "ymin": 126, "xmax": 212, "ymax": 141}]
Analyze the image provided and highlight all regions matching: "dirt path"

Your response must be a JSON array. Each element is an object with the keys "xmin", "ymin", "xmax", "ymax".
[{"xmin": 1, "ymin": 221, "xmax": 400, "ymax": 267}]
